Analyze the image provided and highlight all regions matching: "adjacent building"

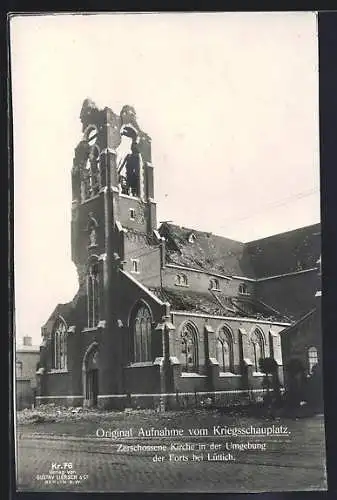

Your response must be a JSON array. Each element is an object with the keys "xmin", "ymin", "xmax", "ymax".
[{"xmin": 16, "ymin": 336, "xmax": 40, "ymax": 410}]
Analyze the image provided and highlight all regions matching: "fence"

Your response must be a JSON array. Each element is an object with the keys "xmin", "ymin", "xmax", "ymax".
[
  {"xmin": 123, "ymin": 388, "xmax": 277, "ymax": 411},
  {"xmin": 168, "ymin": 388, "xmax": 272, "ymax": 410}
]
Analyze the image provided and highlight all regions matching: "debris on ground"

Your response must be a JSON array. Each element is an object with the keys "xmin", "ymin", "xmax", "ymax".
[{"xmin": 16, "ymin": 404, "xmax": 160, "ymax": 424}]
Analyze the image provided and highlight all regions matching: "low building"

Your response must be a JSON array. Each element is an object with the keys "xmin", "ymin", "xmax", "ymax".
[
  {"xmin": 16, "ymin": 336, "xmax": 40, "ymax": 409},
  {"xmin": 281, "ymin": 259, "xmax": 323, "ymax": 408}
]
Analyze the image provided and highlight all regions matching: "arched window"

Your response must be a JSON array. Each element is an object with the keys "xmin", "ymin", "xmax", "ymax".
[
  {"xmin": 87, "ymin": 213, "xmax": 99, "ymax": 248},
  {"xmin": 87, "ymin": 260, "xmax": 101, "ymax": 328},
  {"xmin": 180, "ymin": 323, "xmax": 198, "ymax": 372},
  {"xmin": 52, "ymin": 317, "xmax": 67, "ymax": 370},
  {"xmin": 116, "ymin": 129, "xmax": 141, "ymax": 197},
  {"xmin": 251, "ymin": 329, "xmax": 264, "ymax": 372},
  {"xmin": 133, "ymin": 304, "xmax": 152, "ymax": 362},
  {"xmin": 90, "ymin": 147, "xmax": 100, "ymax": 195},
  {"xmin": 175, "ymin": 274, "xmax": 188, "ymax": 286},
  {"xmin": 239, "ymin": 283, "xmax": 249, "ymax": 295},
  {"xmin": 81, "ymin": 146, "xmax": 101, "ymax": 201},
  {"xmin": 210, "ymin": 278, "xmax": 220, "ymax": 291},
  {"xmin": 181, "ymin": 274, "xmax": 188, "ymax": 286},
  {"xmin": 308, "ymin": 346, "xmax": 318, "ymax": 374},
  {"xmin": 216, "ymin": 327, "xmax": 234, "ymax": 373}
]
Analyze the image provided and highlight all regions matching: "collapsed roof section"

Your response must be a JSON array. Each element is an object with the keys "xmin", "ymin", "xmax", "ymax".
[{"xmin": 159, "ymin": 222, "xmax": 321, "ymax": 281}]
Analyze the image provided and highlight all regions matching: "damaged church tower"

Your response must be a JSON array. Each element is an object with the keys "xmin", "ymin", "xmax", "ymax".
[
  {"xmin": 71, "ymin": 99, "xmax": 157, "ymax": 285},
  {"xmin": 39, "ymin": 99, "xmax": 169, "ymax": 409},
  {"xmin": 69, "ymin": 99, "xmax": 165, "ymax": 407}
]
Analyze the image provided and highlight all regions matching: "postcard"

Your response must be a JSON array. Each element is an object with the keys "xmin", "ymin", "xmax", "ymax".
[{"xmin": 11, "ymin": 11, "xmax": 326, "ymax": 493}]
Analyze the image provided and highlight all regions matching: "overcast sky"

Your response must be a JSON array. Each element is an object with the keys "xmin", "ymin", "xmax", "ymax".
[{"xmin": 11, "ymin": 12, "xmax": 320, "ymax": 345}]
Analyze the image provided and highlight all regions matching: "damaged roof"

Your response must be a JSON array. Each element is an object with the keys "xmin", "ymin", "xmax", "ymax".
[
  {"xmin": 159, "ymin": 223, "xmax": 255, "ymax": 277},
  {"xmin": 149, "ymin": 287, "xmax": 287, "ymax": 322},
  {"xmin": 125, "ymin": 227, "xmax": 158, "ymax": 247},
  {"xmin": 41, "ymin": 290, "xmax": 84, "ymax": 332},
  {"xmin": 159, "ymin": 222, "xmax": 321, "ymax": 280}
]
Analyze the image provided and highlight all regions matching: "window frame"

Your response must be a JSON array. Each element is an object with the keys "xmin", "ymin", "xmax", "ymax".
[
  {"xmin": 308, "ymin": 346, "xmax": 318, "ymax": 374},
  {"xmin": 129, "ymin": 208, "xmax": 136, "ymax": 221},
  {"xmin": 87, "ymin": 259, "xmax": 101, "ymax": 328},
  {"xmin": 81, "ymin": 145, "xmax": 101, "ymax": 201},
  {"xmin": 251, "ymin": 329, "xmax": 265, "ymax": 372},
  {"xmin": 175, "ymin": 273, "xmax": 189, "ymax": 287},
  {"xmin": 133, "ymin": 304, "xmax": 153, "ymax": 363},
  {"xmin": 51, "ymin": 317, "xmax": 68, "ymax": 371},
  {"xmin": 180, "ymin": 322, "xmax": 199, "ymax": 373},
  {"xmin": 239, "ymin": 282, "xmax": 250, "ymax": 295},
  {"xmin": 210, "ymin": 278, "xmax": 220, "ymax": 291},
  {"xmin": 216, "ymin": 327, "xmax": 234, "ymax": 373},
  {"xmin": 131, "ymin": 259, "xmax": 140, "ymax": 274}
]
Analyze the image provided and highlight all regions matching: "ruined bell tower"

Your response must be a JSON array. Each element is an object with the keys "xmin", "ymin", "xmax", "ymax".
[{"xmin": 70, "ymin": 99, "xmax": 157, "ymax": 291}]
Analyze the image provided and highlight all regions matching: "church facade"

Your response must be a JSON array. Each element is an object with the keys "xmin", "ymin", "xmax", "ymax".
[{"xmin": 36, "ymin": 100, "xmax": 321, "ymax": 409}]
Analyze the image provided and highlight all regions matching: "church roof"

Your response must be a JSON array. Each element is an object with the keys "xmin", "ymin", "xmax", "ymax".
[
  {"xmin": 159, "ymin": 223, "xmax": 254, "ymax": 277},
  {"xmin": 159, "ymin": 222, "xmax": 321, "ymax": 280},
  {"xmin": 149, "ymin": 287, "xmax": 287, "ymax": 322},
  {"xmin": 245, "ymin": 223, "xmax": 321, "ymax": 279},
  {"xmin": 124, "ymin": 228, "xmax": 158, "ymax": 247}
]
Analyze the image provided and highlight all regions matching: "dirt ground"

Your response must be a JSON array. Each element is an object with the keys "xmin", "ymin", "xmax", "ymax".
[{"xmin": 16, "ymin": 406, "xmax": 327, "ymax": 493}]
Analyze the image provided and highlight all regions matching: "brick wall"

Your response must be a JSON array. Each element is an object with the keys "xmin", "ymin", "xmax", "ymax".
[
  {"xmin": 118, "ymin": 195, "xmax": 148, "ymax": 233},
  {"xmin": 162, "ymin": 265, "xmax": 254, "ymax": 297},
  {"xmin": 124, "ymin": 233, "xmax": 161, "ymax": 287}
]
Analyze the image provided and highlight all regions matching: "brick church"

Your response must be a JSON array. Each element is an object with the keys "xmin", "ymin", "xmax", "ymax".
[{"xmin": 36, "ymin": 99, "xmax": 322, "ymax": 409}]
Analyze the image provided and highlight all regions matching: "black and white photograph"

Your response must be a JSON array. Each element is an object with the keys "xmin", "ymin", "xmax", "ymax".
[{"xmin": 11, "ymin": 11, "xmax": 327, "ymax": 493}]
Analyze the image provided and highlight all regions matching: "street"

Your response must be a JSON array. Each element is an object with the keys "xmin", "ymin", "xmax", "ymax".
[{"xmin": 16, "ymin": 413, "xmax": 327, "ymax": 493}]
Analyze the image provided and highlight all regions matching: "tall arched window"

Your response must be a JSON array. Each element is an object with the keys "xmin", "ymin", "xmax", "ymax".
[
  {"xmin": 180, "ymin": 323, "xmax": 198, "ymax": 372},
  {"xmin": 133, "ymin": 304, "xmax": 152, "ymax": 362},
  {"xmin": 52, "ymin": 318, "xmax": 68, "ymax": 370},
  {"xmin": 81, "ymin": 145, "xmax": 101, "ymax": 201},
  {"xmin": 116, "ymin": 129, "xmax": 141, "ymax": 197},
  {"xmin": 90, "ymin": 146, "xmax": 100, "ymax": 196},
  {"xmin": 87, "ymin": 260, "xmax": 101, "ymax": 328},
  {"xmin": 216, "ymin": 327, "xmax": 234, "ymax": 373},
  {"xmin": 251, "ymin": 329, "xmax": 265, "ymax": 372},
  {"xmin": 87, "ymin": 213, "xmax": 99, "ymax": 248},
  {"xmin": 308, "ymin": 346, "xmax": 318, "ymax": 374}
]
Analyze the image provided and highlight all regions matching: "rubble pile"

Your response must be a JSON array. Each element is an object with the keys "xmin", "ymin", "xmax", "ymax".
[
  {"xmin": 17, "ymin": 404, "xmax": 106, "ymax": 424},
  {"xmin": 16, "ymin": 404, "xmax": 157, "ymax": 424}
]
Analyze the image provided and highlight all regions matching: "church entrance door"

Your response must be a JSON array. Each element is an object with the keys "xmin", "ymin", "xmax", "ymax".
[
  {"xmin": 82, "ymin": 342, "xmax": 100, "ymax": 408},
  {"xmin": 86, "ymin": 368, "xmax": 98, "ymax": 407}
]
